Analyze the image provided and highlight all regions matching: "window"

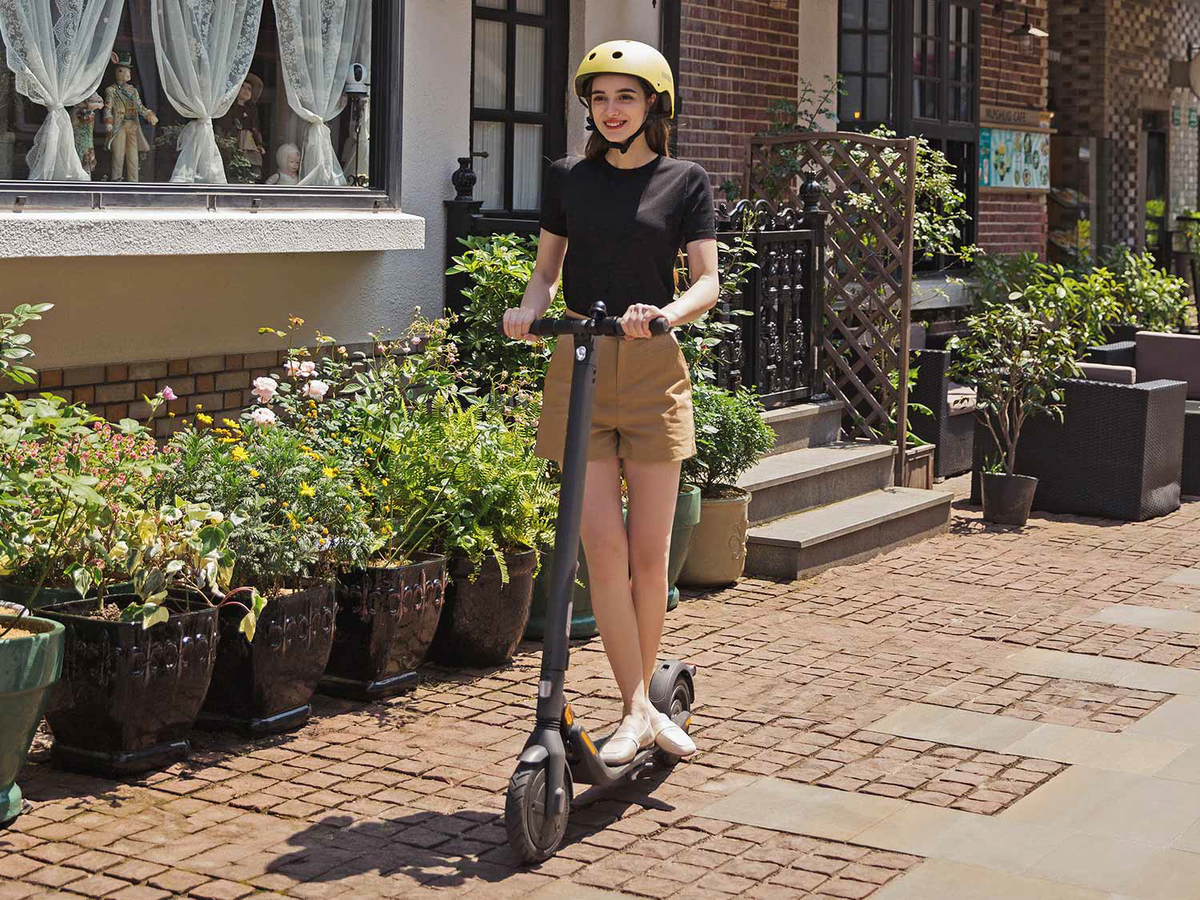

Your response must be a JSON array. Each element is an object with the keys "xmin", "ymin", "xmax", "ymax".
[
  {"xmin": 470, "ymin": 0, "xmax": 567, "ymax": 215},
  {"xmin": 839, "ymin": 0, "xmax": 892, "ymax": 128},
  {"xmin": 0, "ymin": 0, "xmax": 402, "ymax": 210}
]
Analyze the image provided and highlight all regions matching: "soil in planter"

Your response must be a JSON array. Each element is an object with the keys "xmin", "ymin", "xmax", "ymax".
[{"xmin": 0, "ymin": 627, "xmax": 38, "ymax": 640}]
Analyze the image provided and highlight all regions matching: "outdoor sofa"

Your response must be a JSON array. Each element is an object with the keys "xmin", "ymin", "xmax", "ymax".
[
  {"xmin": 909, "ymin": 324, "xmax": 975, "ymax": 480},
  {"xmin": 1083, "ymin": 331, "xmax": 1200, "ymax": 497},
  {"xmin": 969, "ymin": 377, "xmax": 1188, "ymax": 521}
]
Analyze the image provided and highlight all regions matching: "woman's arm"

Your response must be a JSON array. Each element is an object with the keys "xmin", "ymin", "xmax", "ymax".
[
  {"xmin": 663, "ymin": 237, "xmax": 720, "ymax": 326},
  {"xmin": 502, "ymin": 229, "xmax": 568, "ymax": 341}
]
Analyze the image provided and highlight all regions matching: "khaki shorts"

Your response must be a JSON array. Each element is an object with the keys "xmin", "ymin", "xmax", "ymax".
[{"xmin": 535, "ymin": 330, "xmax": 697, "ymax": 464}]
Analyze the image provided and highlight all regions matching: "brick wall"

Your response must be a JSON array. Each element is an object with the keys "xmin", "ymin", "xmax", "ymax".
[
  {"xmin": 4, "ymin": 350, "xmax": 290, "ymax": 438},
  {"xmin": 675, "ymin": 0, "xmax": 798, "ymax": 196},
  {"xmin": 976, "ymin": 0, "xmax": 1050, "ymax": 257}
]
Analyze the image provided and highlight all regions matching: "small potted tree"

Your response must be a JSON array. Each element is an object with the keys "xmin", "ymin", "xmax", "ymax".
[
  {"xmin": 949, "ymin": 303, "xmax": 1079, "ymax": 526},
  {"xmin": 677, "ymin": 382, "xmax": 775, "ymax": 587}
]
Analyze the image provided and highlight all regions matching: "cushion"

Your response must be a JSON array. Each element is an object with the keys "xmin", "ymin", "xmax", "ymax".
[
  {"xmin": 909, "ymin": 322, "xmax": 928, "ymax": 350},
  {"xmin": 946, "ymin": 380, "xmax": 977, "ymax": 416},
  {"xmin": 1136, "ymin": 331, "xmax": 1200, "ymax": 400},
  {"xmin": 1078, "ymin": 362, "xmax": 1137, "ymax": 385}
]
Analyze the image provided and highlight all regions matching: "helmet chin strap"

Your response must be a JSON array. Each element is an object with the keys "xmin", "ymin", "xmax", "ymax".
[{"xmin": 586, "ymin": 114, "xmax": 651, "ymax": 155}]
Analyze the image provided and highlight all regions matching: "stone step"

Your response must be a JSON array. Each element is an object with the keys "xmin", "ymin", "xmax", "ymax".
[
  {"xmin": 762, "ymin": 400, "xmax": 844, "ymax": 455},
  {"xmin": 745, "ymin": 487, "xmax": 952, "ymax": 580},
  {"xmin": 738, "ymin": 442, "xmax": 896, "ymax": 525}
]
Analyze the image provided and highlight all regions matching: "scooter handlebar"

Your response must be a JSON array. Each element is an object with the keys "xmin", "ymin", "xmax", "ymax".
[{"xmin": 512, "ymin": 316, "xmax": 670, "ymax": 338}]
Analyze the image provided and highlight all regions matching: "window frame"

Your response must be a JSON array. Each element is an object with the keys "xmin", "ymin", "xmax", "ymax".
[
  {"xmin": 469, "ymin": 0, "xmax": 567, "ymax": 217},
  {"xmin": 897, "ymin": 0, "xmax": 980, "ymax": 144},
  {"xmin": 0, "ymin": 0, "xmax": 403, "ymax": 213},
  {"xmin": 837, "ymin": 0, "xmax": 894, "ymax": 131}
]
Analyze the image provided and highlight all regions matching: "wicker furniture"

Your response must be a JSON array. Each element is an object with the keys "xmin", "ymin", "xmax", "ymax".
[
  {"xmin": 910, "ymin": 348, "xmax": 975, "ymax": 480},
  {"xmin": 1186, "ymin": 401, "xmax": 1200, "ymax": 497},
  {"xmin": 970, "ymin": 378, "xmax": 1188, "ymax": 521},
  {"xmin": 1085, "ymin": 332, "xmax": 1200, "ymax": 399}
]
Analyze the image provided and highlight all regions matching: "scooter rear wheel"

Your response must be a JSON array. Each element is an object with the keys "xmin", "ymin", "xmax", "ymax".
[
  {"xmin": 505, "ymin": 761, "xmax": 573, "ymax": 863},
  {"xmin": 653, "ymin": 674, "xmax": 695, "ymax": 768}
]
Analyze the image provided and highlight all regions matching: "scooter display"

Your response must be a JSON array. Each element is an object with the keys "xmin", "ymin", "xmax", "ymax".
[{"xmin": 502, "ymin": 302, "xmax": 697, "ymax": 863}]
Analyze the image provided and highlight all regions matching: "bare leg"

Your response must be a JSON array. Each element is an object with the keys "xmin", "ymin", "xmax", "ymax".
[
  {"xmin": 623, "ymin": 459, "xmax": 681, "ymax": 689},
  {"xmin": 579, "ymin": 458, "xmax": 653, "ymax": 724}
]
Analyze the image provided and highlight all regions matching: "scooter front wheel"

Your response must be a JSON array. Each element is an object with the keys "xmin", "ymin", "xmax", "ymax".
[{"xmin": 505, "ymin": 761, "xmax": 573, "ymax": 863}]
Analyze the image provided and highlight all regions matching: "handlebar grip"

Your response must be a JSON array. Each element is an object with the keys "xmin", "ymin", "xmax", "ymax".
[
  {"xmin": 648, "ymin": 316, "xmax": 670, "ymax": 336},
  {"xmin": 505, "ymin": 315, "xmax": 672, "ymax": 338}
]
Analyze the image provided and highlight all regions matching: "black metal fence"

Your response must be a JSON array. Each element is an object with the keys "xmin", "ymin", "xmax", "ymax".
[{"xmin": 443, "ymin": 158, "xmax": 826, "ymax": 409}]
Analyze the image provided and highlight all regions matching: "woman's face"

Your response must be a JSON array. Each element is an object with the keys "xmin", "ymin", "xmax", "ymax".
[
  {"xmin": 239, "ymin": 82, "xmax": 253, "ymax": 103},
  {"xmin": 589, "ymin": 74, "xmax": 656, "ymax": 143}
]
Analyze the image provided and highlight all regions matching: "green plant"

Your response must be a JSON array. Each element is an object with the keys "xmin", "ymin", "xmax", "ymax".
[
  {"xmin": 1097, "ymin": 246, "xmax": 1190, "ymax": 333},
  {"xmin": 154, "ymin": 125, "xmax": 257, "ymax": 184},
  {"xmin": 855, "ymin": 366, "xmax": 933, "ymax": 447},
  {"xmin": 446, "ymin": 233, "xmax": 566, "ymax": 394},
  {"xmin": 160, "ymin": 422, "xmax": 372, "ymax": 597},
  {"xmin": 0, "ymin": 303, "xmax": 52, "ymax": 388},
  {"xmin": 681, "ymin": 382, "xmax": 775, "ymax": 496},
  {"xmin": 948, "ymin": 304, "xmax": 1080, "ymax": 477}
]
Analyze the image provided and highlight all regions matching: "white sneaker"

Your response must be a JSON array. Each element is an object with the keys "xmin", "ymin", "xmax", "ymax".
[{"xmin": 650, "ymin": 709, "xmax": 696, "ymax": 757}]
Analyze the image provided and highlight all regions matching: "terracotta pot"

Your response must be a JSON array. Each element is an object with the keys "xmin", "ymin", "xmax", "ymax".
[
  {"xmin": 196, "ymin": 582, "xmax": 337, "ymax": 735},
  {"xmin": 678, "ymin": 487, "xmax": 751, "ymax": 588},
  {"xmin": 321, "ymin": 553, "xmax": 447, "ymax": 700},
  {"xmin": 0, "ymin": 615, "xmax": 64, "ymax": 826},
  {"xmin": 982, "ymin": 472, "xmax": 1039, "ymax": 526},
  {"xmin": 38, "ymin": 597, "xmax": 218, "ymax": 776},
  {"xmin": 432, "ymin": 547, "xmax": 538, "ymax": 667},
  {"xmin": 525, "ymin": 543, "xmax": 597, "ymax": 640}
]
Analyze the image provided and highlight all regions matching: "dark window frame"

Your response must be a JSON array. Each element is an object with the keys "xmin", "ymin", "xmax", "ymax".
[
  {"xmin": 838, "ymin": 0, "xmax": 894, "ymax": 130},
  {"xmin": 470, "ymin": 0, "xmax": 568, "ymax": 217},
  {"xmin": 0, "ymin": 1, "xmax": 404, "ymax": 213}
]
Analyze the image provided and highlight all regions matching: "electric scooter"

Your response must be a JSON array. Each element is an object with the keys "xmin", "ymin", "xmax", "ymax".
[{"xmin": 502, "ymin": 302, "xmax": 697, "ymax": 863}]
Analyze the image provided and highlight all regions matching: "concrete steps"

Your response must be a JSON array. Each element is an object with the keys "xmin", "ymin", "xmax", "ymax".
[
  {"xmin": 745, "ymin": 487, "xmax": 952, "ymax": 580},
  {"xmin": 738, "ymin": 442, "xmax": 895, "ymax": 525},
  {"xmin": 762, "ymin": 400, "xmax": 844, "ymax": 456}
]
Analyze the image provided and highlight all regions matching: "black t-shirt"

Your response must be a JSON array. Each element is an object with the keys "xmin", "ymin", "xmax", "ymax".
[{"xmin": 539, "ymin": 154, "xmax": 716, "ymax": 319}]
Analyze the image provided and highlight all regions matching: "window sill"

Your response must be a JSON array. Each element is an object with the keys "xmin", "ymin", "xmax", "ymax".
[{"xmin": 0, "ymin": 207, "xmax": 425, "ymax": 258}]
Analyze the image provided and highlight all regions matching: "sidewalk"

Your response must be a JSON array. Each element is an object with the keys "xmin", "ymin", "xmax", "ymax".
[{"xmin": 4, "ymin": 480, "xmax": 1200, "ymax": 899}]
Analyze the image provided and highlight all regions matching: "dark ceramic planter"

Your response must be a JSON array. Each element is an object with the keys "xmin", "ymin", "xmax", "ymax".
[
  {"xmin": 525, "ymin": 543, "xmax": 597, "ymax": 641},
  {"xmin": 38, "ymin": 597, "xmax": 218, "ymax": 776},
  {"xmin": 0, "ymin": 580, "xmax": 133, "ymax": 611},
  {"xmin": 196, "ymin": 582, "xmax": 337, "ymax": 735},
  {"xmin": 1, "ymin": 616, "xmax": 64, "ymax": 827},
  {"xmin": 431, "ymin": 547, "xmax": 538, "ymax": 667},
  {"xmin": 982, "ymin": 472, "xmax": 1039, "ymax": 526},
  {"xmin": 320, "ymin": 553, "xmax": 447, "ymax": 700}
]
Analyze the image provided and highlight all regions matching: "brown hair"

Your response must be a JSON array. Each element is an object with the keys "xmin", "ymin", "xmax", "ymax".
[{"xmin": 582, "ymin": 76, "xmax": 672, "ymax": 163}]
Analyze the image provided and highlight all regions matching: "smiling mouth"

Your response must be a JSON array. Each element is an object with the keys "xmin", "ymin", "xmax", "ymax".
[{"xmin": 604, "ymin": 120, "xmax": 626, "ymax": 129}]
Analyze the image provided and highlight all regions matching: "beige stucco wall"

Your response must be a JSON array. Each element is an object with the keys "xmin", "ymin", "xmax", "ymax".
[
  {"xmin": 798, "ymin": 0, "xmax": 839, "ymax": 131},
  {"xmin": 5, "ymin": 0, "xmax": 472, "ymax": 371}
]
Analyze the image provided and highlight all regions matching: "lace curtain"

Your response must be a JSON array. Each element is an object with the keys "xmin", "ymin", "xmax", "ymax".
[
  {"xmin": 0, "ymin": 0, "xmax": 126, "ymax": 181},
  {"xmin": 150, "ymin": 0, "xmax": 263, "ymax": 183},
  {"xmin": 272, "ymin": 0, "xmax": 366, "ymax": 186}
]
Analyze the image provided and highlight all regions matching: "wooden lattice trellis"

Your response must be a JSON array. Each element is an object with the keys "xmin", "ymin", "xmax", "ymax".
[{"xmin": 743, "ymin": 131, "xmax": 918, "ymax": 482}]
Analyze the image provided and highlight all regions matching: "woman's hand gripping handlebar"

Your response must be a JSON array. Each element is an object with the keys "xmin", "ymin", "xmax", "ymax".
[{"xmin": 501, "ymin": 309, "xmax": 670, "ymax": 341}]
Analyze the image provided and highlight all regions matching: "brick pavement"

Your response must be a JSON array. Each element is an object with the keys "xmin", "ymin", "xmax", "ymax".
[{"xmin": 2, "ymin": 481, "xmax": 1200, "ymax": 898}]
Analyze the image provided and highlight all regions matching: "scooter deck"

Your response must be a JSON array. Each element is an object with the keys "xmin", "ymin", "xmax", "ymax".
[{"xmin": 561, "ymin": 703, "xmax": 692, "ymax": 787}]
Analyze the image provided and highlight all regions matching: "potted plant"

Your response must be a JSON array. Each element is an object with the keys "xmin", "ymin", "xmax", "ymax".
[
  {"xmin": 251, "ymin": 315, "xmax": 455, "ymax": 700},
  {"xmin": 428, "ymin": 396, "xmax": 556, "ymax": 667},
  {"xmin": 949, "ymin": 303, "xmax": 1079, "ymax": 526},
  {"xmin": 0, "ymin": 612, "xmax": 63, "ymax": 827},
  {"xmin": 677, "ymin": 382, "xmax": 775, "ymax": 587},
  {"xmin": 162, "ymin": 419, "xmax": 372, "ymax": 732}
]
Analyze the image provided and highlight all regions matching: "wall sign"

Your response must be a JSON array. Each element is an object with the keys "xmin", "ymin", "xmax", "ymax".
[
  {"xmin": 980, "ymin": 105, "xmax": 1052, "ymax": 131},
  {"xmin": 979, "ymin": 127, "xmax": 1050, "ymax": 191}
]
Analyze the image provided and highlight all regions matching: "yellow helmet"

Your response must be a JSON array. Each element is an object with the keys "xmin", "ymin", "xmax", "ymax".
[{"xmin": 574, "ymin": 40, "xmax": 675, "ymax": 119}]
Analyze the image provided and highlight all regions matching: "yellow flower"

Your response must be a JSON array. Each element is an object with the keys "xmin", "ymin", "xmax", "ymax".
[
  {"xmin": 248, "ymin": 468, "xmax": 260, "ymax": 478},
  {"xmin": 223, "ymin": 418, "xmax": 239, "ymax": 429},
  {"xmin": 231, "ymin": 445, "xmax": 249, "ymax": 463},
  {"xmin": 168, "ymin": 411, "xmax": 176, "ymax": 418},
  {"xmin": 381, "ymin": 478, "xmax": 388, "ymax": 486},
  {"xmin": 281, "ymin": 502, "xmax": 289, "ymax": 509},
  {"xmin": 299, "ymin": 482, "xmax": 316, "ymax": 498},
  {"xmin": 196, "ymin": 413, "xmax": 213, "ymax": 425},
  {"xmin": 306, "ymin": 516, "xmax": 314, "ymax": 523},
  {"xmin": 195, "ymin": 403, "xmax": 203, "ymax": 410},
  {"xmin": 322, "ymin": 466, "xmax": 338, "ymax": 479}
]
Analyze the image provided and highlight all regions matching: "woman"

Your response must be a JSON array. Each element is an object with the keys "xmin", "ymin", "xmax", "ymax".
[{"xmin": 503, "ymin": 40, "xmax": 720, "ymax": 764}]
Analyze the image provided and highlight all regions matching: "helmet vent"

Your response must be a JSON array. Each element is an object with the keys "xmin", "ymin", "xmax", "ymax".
[
  {"xmin": 588, "ymin": 52, "xmax": 596, "ymax": 59},
  {"xmin": 612, "ymin": 51, "xmax": 623, "ymax": 59}
]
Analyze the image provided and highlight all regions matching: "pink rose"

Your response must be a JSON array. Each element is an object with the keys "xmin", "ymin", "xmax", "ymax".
[
  {"xmin": 160, "ymin": 386, "xmax": 178, "ymax": 401},
  {"xmin": 302, "ymin": 379, "xmax": 329, "ymax": 401},
  {"xmin": 251, "ymin": 376, "xmax": 278, "ymax": 403},
  {"xmin": 249, "ymin": 407, "xmax": 277, "ymax": 426},
  {"xmin": 284, "ymin": 359, "xmax": 301, "ymax": 377},
  {"xmin": 299, "ymin": 361, "xmax": 316, "ymax": 377}
]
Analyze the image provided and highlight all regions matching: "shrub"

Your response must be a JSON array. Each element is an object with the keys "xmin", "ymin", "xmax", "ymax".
[{"xmin": 682, "ymin": 382, "xmax": 775, "ymax": 496}]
